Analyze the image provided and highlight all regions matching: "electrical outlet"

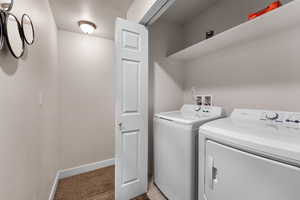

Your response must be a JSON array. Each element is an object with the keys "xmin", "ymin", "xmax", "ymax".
[
  {"xmin": 196, "ymin": 95, "xmax": 203, "ymax": 105},
  {"xmin": 203, "ymin": 95, "xmax": 213, "ymax": 106}
]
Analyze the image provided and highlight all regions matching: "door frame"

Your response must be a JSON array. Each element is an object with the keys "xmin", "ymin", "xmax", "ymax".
[{"xmin": 139, "ymin": 0, "xmax": 176, "ymax": 26}]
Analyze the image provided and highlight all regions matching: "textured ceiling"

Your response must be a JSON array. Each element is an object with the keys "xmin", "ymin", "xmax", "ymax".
[
  {"xmin": 49, "ymin": 0, "xmax": 134, "ymax": 39},
  {"xmin": 161, "ymin": 0, "xmax": 219, "ymax": 25}
]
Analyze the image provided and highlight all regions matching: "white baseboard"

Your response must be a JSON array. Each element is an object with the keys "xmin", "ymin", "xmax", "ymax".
[
  {"xmin": 49, "ymin": 158, "xmax": 115, "ymax": 200},
  {"xmin": 59, "ymin": 158, "xmax": 115, "ymax": 179},
  {"xmin": 48, "ymin": 172, "xmax": 60, "ymax": 200}
]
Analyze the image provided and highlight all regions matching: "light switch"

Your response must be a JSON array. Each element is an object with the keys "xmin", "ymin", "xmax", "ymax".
[{"xmin": 38, "ymin": 92, "xmax": 43, "ymax": 106}]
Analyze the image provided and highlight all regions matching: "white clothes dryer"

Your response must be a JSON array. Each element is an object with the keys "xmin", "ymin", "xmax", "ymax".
[{"xmin": 198, "ymin": 109, "xmax": 300, "ymax": 200}]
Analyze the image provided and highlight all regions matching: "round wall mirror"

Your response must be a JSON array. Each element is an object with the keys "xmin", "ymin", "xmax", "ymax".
[
  {"xmin": 0, "ymin": 0, "xmax": 13, "ymax": 12},
  {"xmin": 0, "ymin": 13, "xmax": 4, "ymax": 50},
  {"xmin": 21, "ymin": 14, "xmax": 34, "ymax": 45},
  {"xmin": 4, "ymin": 13, "xmax": 24, "ymax": 58}
]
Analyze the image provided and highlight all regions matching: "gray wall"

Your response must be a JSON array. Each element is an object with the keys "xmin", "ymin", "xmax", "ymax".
[
  {"xmin": 171, "ymin": 0, "xmax": 300, "ymax": 114},
  {"xmin": 183, "ymin": 0, "xmax": 293, "ymax": 48},
  {"xmin": 58, "ymin": 30, "xmax": 115, "ymax": 169},
  {"xmin": 149, "ymin": 19, "xmax": 185, "ymax": 115},
  {"xmin": 0, "ymin": 0, "xmax": 60, "ymax": 199},
  {"xmin": 184, "ymin": 27, "xmax": 300, "ymax": 114},
  {"xmin": 149, "ymin": 19, "xmax": 185, "ymax": 172}
]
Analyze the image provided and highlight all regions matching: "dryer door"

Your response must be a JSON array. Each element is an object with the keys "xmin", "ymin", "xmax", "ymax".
[{"xmin": 204, "ymin": 140, "xmax": 300, "ymax": 200}]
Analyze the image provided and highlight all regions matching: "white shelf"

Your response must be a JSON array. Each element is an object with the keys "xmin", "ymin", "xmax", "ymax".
[{"xmin": 168, "ymin": 0, "xmax": 300, "ymax": 61}]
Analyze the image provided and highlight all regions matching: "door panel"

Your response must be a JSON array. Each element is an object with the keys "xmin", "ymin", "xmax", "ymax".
[
  {"xmin": 115, "ymin": 18, "xmax": 148, "ymax": 200},
  {"xmin": 122, "ymin": 30, "xmax": 140, "ymax": 51},
  {"xmin": 205, "ymin": 140, "xmax": 300, "ymax": 200},
  {"xmin": 122, "ymin": 130, "xmax": 139, "ymax": 184},
  {"xmin": 122, "ymin": 59, "xmax": 140, "ymax": 113}
]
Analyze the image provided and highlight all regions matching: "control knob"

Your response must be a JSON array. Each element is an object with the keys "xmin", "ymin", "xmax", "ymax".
[{"xmin": 266, "ymin": 112, "xmax": 279, "ymax": 120}]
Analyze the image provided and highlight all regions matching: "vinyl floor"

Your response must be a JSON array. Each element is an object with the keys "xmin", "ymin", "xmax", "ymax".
[{"xmin": 54, "ymin": 166, "xmax": 166, "ymax": 200}]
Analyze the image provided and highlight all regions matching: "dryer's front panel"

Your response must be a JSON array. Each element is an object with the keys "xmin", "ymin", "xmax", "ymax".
[{"xmin": 204, "ymin": 140, "xmax": 300, "ymax": 200}]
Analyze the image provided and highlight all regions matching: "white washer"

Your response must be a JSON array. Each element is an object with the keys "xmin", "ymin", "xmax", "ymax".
[
  {"xmin": 198, "ymin": 109, "xmax": 300, "ymax": 200},
  {"xmin": 154, "ymin": 104, "xmax": 225, "ymax": 200}
]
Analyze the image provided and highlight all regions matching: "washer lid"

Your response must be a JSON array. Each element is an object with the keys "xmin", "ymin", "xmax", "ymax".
[
  {"xmin": 200, "ymin": 117, "xmax": 300, "ymax": 165},
  {"xmin": 155, "ymin": 104, "xmax": 225, "ymax": 125},
  {"xmin": 155, "ymin": 111, "xmax": 214, "ymax": 124}
]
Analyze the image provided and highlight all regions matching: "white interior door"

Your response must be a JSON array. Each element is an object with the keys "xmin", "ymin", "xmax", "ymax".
[{"xmin": 115, "ymin": 18, "xmax": 148, "ymax": 200}]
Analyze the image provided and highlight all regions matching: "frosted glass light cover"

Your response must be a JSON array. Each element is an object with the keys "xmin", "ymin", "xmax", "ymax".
[
  {"xmin": 78, "ymin": 21, "xmax": 96, "ymax": 34},
  {"xmin": 0, "ymin": 0, "xmax": 13, "ymax": 12}
]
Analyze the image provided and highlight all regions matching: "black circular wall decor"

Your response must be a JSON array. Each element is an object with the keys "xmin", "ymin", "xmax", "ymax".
[
  {"xmin": 0, "ymin": 1, "xmax": 35, "ymax": 59},
  {"xmin": 21, "ymin": 14, "xmax": 34, "ymax": 45},
  {"xmin": 0, "ymin": 12, "xmax": 5, "ymax": 50},
  {"xmin": 4, "ymin": 13, "xmax": 24, "ymax": 58},
  {"xmin": 0, "ymin": 0, "xmax": 13, "ymax": 12}
]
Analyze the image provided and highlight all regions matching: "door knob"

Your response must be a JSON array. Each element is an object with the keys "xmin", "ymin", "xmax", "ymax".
[{"xmin": 118, "ymin": 122, "xmax": 123, "ymax": 130}]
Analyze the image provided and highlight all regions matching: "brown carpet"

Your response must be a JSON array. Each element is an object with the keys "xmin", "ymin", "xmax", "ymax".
[{"xmin": 54, "ymin": 166, "xmax": 151, "ymax": 200}]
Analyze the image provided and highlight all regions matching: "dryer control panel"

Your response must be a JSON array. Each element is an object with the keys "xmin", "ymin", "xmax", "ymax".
[{"xmin": 231, "ymin": 109, "xmax": 300, "ymax": 129}]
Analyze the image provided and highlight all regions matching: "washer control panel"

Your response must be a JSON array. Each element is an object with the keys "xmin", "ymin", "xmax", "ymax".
[
  {"xmin": 181, "ymin": 104, "xmax": 225, "ymax": 117},
  {"xmin": 231, "ymin": 109, "xmax": 300, "ymax": 129},
  {"xmin": 197, "ymin": 106, "xmax": 226, "ymax": 117}
]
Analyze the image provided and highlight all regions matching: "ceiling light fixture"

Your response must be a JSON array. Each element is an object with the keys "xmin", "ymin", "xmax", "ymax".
[{"xmin": 78, "ymin": 20, "xmax": 97, "ymax": 34}]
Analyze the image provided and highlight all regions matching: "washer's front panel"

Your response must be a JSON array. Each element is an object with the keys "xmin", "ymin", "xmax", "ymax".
[
  {"xmin": 205, "ymin": 140, "xmax": 300, "ymax": 200},
  {"xmin": 154, "ymin": 118, "xmax": 195, "ymax": 200}
]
